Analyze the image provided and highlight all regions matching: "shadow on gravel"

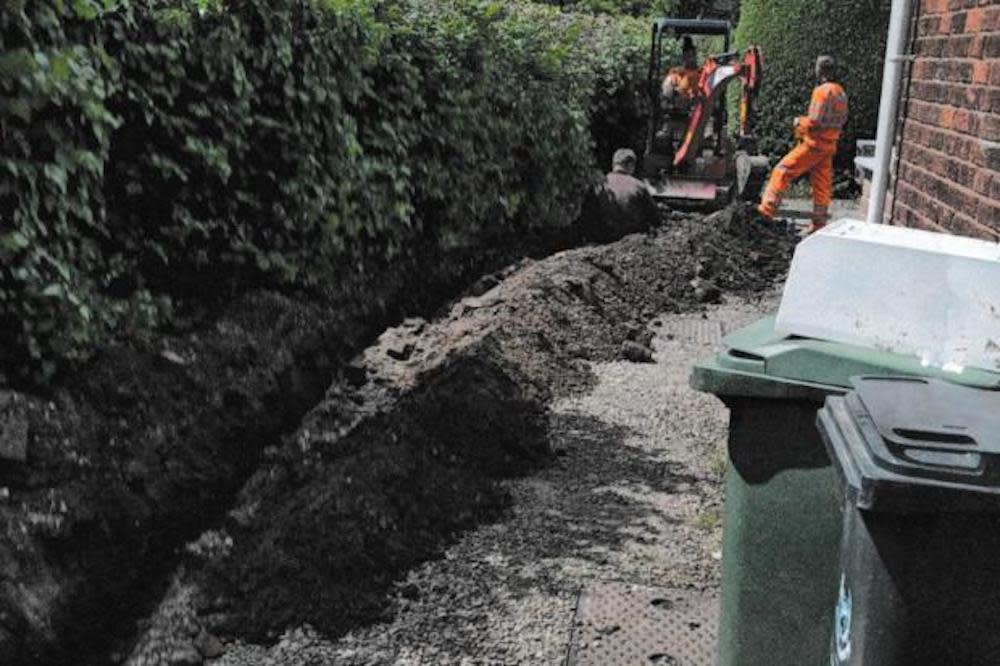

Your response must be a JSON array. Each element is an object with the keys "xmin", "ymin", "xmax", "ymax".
[{"xmin": 497, "ymin": 412, "xmax": 698, "ymax": 590}]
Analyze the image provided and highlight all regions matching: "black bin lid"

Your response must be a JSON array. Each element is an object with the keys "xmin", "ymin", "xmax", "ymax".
[{"xmin": 817, "ymin": 376, "xmax": 1000, "ymax": 513}]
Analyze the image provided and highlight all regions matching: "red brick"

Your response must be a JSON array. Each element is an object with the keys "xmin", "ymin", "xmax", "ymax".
[
  {"xmin": 977, "ymin": 198, "xmax": 1000, "ymax": 229},
  {"xmin": 937, "ymin": 83, "xmax": 984, "ymax": 111},
  {"xmin": 919, "ymin": 15, "xmax": 944, "ymax": 35},
  {"xmin": 957, "ymin": 61, "xmax": 975, "ymax": 83},
  {"xmin": 967, "ymin": 134, "xmax": 988, "ymax": 164},
  {"xmin": 908, "ymin": 120, "xmax": 980, "ymax": 159},
  {"xmin": 938, "ymin": 60, "xmax": 975, "ymax": 83},
  {"xmin": 986, "ymin": 87, "xmax": 1000, "ymax": 113},
  {"xmin": 901, "ymin": 205, "xmax": 935, "ymax": 230},
  {"xmin": 930, "ymin": 125, "xmax": 951, "ymax": 152},
  {"xmin": 908, "ymin": 99, "xmax": 938, "ymax": 125},
  {"xmin": 951, "ymin": 11, "xmax": 969, "ymax": 32},
  {"xmin": 949, "ymin": 209, "xmax": 1000, "ymax": 239},
  {"xmin": 989, "ymin": 60, "xmax": 1000, "ymax": 86},
  {"xmin": 985, "ymin": 7, "xmax": 1000, "ymax": 31},
  {"xmin": 902, "ymin": 121, "xmax": 926, "ymax": 148},
  {"xmin": 948, "ymin": 156, "xmax": 979, "ymax": 186},
  {"xmin": 919, "ymin": 216, "xmax": 949, "ymax": 233},
  {"xmin": 904, "ymin": 162, "xmax": 979, "ymax": 215},
  {"xmin": 898, "ymin": 161, "xmax": 918, "ymax": 184},
  {"xmin": 954, "ymin": 161, "xmax": 979, "ymax": 188},
  {"xmin": 973, "ymin": 60, "xmax": 992, "ymax": 82},
  {"xmin": 982, "ymin": 113, "xmax": 1000, "ymax": 141},
  {"xmin": 894, "ymin": 189, "xmax": 947, "ymax": 231},
  {"xmin": 914, "ymin": 82, "xmax": 970, "ymax": 111},
  {"xmin": 895, "ymin": 181, "xmax": 919, "ymax": 209},
  {"xmin": 985, "ymin": 34, "xmax": 1000, "ymax": 57},
  {"xmin": 915, "ymin": 37, "xmax": 947, "ymax": 56},
  {"xmin": 982, "ymin": 139, "xmax": 1000, "ymax": 171},
  {"xmin": 965, "ymin": 85, "xmax": 987, "ymax": 111},
  {"xmin": 966, "ymin": 8, "xmax": 984, "ymax": 31},
  {"xmin": 973, "ymin": 170, "xmax": 995, "ymax": 195},
  {"xmin": 944, "ymin": 178, "xmax": 978, "ymax": 212},
  {"xmin": 913, "ymin": 80, "xmax": 948, "ymax": 103},
  {"xmin": 965, "ymin": 35, "xmax": 985, "ymax": 58},
  {"xmin": 939, "ymin": 105, "xmax": 957, "ymax": 128},
  {"xmin": 924, "ymin": 0, "xmax": 950, "ymax": 13},
  {"xmin": 947, "ymin": 35, "xmax": 975, "ymax": 56},
  {"xmin": 953, "ymin": 108, "xmax": 977, "ymax": 133}
]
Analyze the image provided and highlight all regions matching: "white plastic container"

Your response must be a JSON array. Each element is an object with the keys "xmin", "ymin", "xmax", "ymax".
[{"xmin": 775, "ymin": 219, "xmax": 1000, "ymax": 374}]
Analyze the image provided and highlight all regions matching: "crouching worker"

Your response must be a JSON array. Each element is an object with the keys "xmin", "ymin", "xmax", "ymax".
[
  {"xmin": 758, "ymin": 55, "xmax": 848, "ymax": 234},
  {"xmin": 580, "ymin": 148, "xmax": 659, "ymax": 242},
  {"xmin": 604, "ymin": 148, "xmax": 659, "ymax": 233}
]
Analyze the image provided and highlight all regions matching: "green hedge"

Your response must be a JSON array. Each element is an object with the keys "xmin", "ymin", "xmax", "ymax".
[
  {"xmin": 529, "ymin": 1, "xmax": 731, "ymax": 19},
  {"xmin": 531, "ymin": 0, "xmax": 676, "ymax": 17},
  {"xmin": 733, "ymin": 0, "xmax": 890, "ymax": 165},
  {"xmin": 1, "ymin": 1, "xmax": 127, "ymax": 379},
  {"xmin": 0, "ymin": 0, "xmax": 648, "ymax": 383}
]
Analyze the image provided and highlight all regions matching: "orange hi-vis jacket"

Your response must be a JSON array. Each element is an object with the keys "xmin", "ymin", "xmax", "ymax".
[
  {"xmin": 759, "ymin": 81, "xmax": 849, "ymax": 226},
  {"xmin": 663, "ymin": 66, "xmax": 703, "ymax": 98},
  {"xmin": 796, "ymin": 82, "xmax": 848, "ymax": 150}
]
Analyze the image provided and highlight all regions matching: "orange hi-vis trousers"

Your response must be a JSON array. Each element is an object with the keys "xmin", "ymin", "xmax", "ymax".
[{"xmin": 758, "ymin": 142, "xmax": 835, "ymax": 227}]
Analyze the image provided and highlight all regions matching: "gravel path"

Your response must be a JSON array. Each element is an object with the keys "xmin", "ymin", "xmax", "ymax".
[{"xmin": 213, "ymin": 292, "xmax": 777, "ymax": 666}]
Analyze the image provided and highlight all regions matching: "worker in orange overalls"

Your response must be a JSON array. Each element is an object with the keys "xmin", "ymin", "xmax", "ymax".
[
  {"xmin": 661, "ymin": 36, "xmax": 703, "ymax": 101},
  {"xmin": 660, "ymin": 37, "xmax": 704, "ymax": 150},
  {"xmin": 758, "ymin": 55, "xmax": 848, "ymax": 233}
]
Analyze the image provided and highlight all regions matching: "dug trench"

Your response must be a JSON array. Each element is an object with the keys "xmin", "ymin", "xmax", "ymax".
[
  {"xmin": 0, "ymin": 218, "xmax": 604, "ymax": 666},
  {"xmin": 120, "ymin": 205, "xmax": 796, "ymax": 665}
]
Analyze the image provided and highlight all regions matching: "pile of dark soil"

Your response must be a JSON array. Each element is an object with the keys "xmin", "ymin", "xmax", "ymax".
[
  {"xmin": 0, "ymin": 201, "xmax": 795, "ymax": 665},
  {"xmin": 152, "ymin": 203, "xmax": 797, "ymax": 649},
  {"xmin": 0, "ymin": 224, "xmax": 594, "ymax": 666}
]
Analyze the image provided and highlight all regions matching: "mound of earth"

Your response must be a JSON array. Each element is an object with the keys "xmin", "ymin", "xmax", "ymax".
[{"xmin": 123, "ymin": 204, "xmax": 796, "ymax": 663}]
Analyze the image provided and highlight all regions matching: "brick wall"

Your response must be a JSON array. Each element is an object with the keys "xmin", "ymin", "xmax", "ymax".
[{"xmin": 889, "ymin": 0, "xmax": 1000, "ymax": 238}]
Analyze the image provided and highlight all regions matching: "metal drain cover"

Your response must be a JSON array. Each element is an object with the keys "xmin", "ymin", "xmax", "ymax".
[
  {"xmin": 567, "ymin": 582, "xmax": 718, "ymax": 666},
  {"xmin": 659, "ymin": 319, "xmax": 724, "ymax": 345}
]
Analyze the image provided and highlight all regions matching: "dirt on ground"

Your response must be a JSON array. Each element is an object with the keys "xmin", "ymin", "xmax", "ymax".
[
  {"xmin": 207, "ymin": 300, "xmax": 774, "ymax": 666},
  {"xmin": 121, "ymin": 204, "xmax": 796, "ymax": 665},
  {"xmin": 0, "ymin": 220, "xmax": 610, "ymax": 666}
]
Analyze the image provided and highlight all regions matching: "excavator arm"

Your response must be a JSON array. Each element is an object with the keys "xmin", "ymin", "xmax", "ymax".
[{"xmin": 673, "ymin": 45, "xmax": 763, "ymax": 169}]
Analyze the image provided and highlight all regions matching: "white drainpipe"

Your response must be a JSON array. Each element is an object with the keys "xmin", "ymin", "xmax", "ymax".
[{"xmin": 867, "ymin": 0, "xmax": 916, "ymax": 225}]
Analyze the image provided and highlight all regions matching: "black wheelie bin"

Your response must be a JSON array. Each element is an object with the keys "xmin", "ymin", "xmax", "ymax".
[{"xmin": 818, "ymin": 375, "xmax": 1000, "ymax": 666}]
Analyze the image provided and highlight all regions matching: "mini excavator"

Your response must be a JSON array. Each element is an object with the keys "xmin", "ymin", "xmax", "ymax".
[{"xmin": 641, "ymin": 18, "xmax": 769, "ymax": 209}]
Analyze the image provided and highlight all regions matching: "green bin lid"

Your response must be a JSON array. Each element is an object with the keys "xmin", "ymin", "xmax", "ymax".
[{"xmin": 690, "ymin": 315, "xmax": 1000, "ymax": 401}]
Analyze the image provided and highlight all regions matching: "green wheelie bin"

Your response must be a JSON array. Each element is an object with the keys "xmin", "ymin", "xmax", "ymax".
[{"xmin": 689, "ymin": 315, "xmax": 1000, "ymax": 666}]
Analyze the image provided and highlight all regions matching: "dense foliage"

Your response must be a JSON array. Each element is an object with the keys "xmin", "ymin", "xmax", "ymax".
[
  {"xmin": 733, "ymin": 0, "xmax": 891, "ymax": 164},
  {"xmin": 532, "ymin": 0, "xmax": 676, "ymax": 16},
  {"xmin": 1, "ymin": 0, "xmax": 648, "ymax": 383},
  {"xmin": 530, "ymin": 0, "xmax": 731, "ymax": 20}
]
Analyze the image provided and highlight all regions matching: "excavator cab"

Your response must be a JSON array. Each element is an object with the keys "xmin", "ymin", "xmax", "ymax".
[{"xmin": 642, "ymin": 18, "xmax": 769, "ymax": 209}]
